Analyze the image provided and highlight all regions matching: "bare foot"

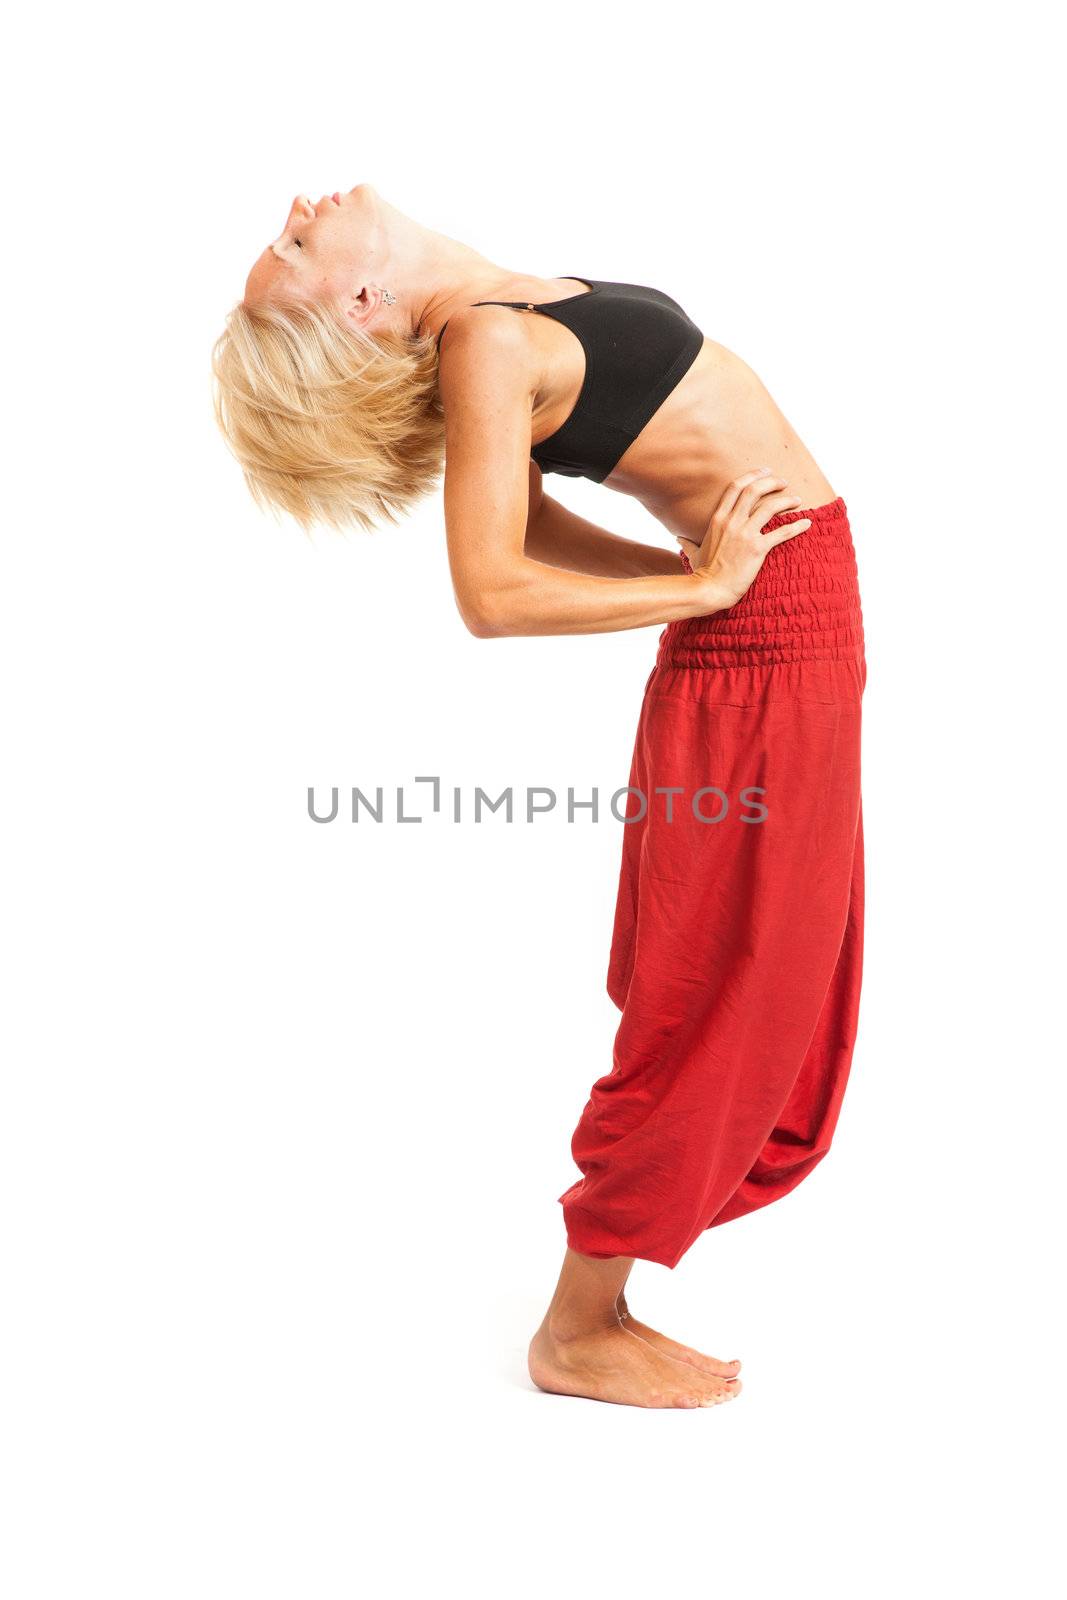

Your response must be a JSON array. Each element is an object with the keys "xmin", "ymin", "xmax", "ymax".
[
  {"xmin": 617, "ymin": 1294, "xmax": 741, "ymax": 1380},
  {"xmin": 528, "ymin": 1318, "xmax": 742, "ymax": 1409}
]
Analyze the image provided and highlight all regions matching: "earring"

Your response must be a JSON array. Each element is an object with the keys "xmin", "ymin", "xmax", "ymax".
[{"xmin": 382, "ymin": 288, "xmax": 397, "ymax": 305}]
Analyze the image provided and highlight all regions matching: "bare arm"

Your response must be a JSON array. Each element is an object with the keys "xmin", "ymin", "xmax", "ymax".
[
  {"xmin": 523, "ymin": 477, "xmax": 683, "ymax": 579},
  {"xmin": 438, "ymin": 313, "xmax": 810, "ymax": 639}
]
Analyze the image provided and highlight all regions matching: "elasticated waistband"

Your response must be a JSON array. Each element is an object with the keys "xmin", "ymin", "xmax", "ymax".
[{"xmin": 657, "ymin": 495, "xmax": 864, "ymax": 669}]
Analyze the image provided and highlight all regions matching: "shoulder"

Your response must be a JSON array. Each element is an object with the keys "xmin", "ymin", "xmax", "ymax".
[
  {"xmin": 437, "ymin": 306, "xmax": 538, "ymax": 434},
  {"xmin": 437, "ymin": 303, "xmax": 534, "ymax": 375},
  {"xmin": 436, "ymin": 311, "xmax": 542, "ymax": 490}
]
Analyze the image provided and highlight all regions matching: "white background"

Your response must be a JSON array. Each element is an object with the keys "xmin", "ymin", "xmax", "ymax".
[{"xmin": 3, "ymin": 2, "xmax": 1064, "ymax": 1595}]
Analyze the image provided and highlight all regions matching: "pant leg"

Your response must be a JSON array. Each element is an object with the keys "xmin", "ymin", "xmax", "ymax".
[
  {"xmin": 711, "ymin": 798, "xmax": 864, "ymax": 1227},
  {"xmin": 560, "ymin": 663, "xmax": 863, "ymax": 1268}
]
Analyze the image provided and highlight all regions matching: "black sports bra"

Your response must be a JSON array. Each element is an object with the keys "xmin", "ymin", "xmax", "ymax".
[{"xmin": 434, "ymin": 276, "xmax": 705, "ymax": 484}]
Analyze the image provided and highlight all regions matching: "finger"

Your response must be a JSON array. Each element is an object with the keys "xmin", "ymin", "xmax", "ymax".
[
  {"xmin": 766, "ymin": 516, "xmax": 812, "ymax": 544},
  {"xmin": 735, "ymin": 474, "xmax": 789, "ymax": 520},
  {"xmin": 715, "ymin": 467, "xmax": 778, "ymax": 524},
  {"xmin": 750, "ymin": 491, "xmax": 804, "ymax": 531}
]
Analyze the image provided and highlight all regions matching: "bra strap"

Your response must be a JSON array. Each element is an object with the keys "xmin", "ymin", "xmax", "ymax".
[
  {"xmin": 437, "ymin": 278, "xmax": 587, "ymax": 350},
  {"xmin": 436, "ymin": 300, "xmax": 534, "ymax": 351}
]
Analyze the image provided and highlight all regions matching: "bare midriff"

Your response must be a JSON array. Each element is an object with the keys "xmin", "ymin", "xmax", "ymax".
[{"xmin": 599, "ymin": 339, "xmax": 838, "ymax": 542}]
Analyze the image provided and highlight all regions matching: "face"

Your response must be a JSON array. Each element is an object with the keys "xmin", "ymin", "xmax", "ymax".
[{"xmin": 243, "ymin": 183, "xmax": 383, "ymax": 313}]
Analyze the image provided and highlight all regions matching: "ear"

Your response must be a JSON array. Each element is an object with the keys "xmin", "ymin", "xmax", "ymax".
[
  {"xmin": 342, "ymin": 283, "xmax": 372, "ymax": 324},
  {"xmin": 347, "ymin": 281, "xmax": 394, "ymax": 311}
]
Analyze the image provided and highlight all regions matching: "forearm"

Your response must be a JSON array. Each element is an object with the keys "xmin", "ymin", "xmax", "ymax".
[
  {"xmin": 465, "ymin": 555, "xmax": 725, "ymax": 638},
  {"xmin": 524, "ymin": 492, "xmax": 682, "ymax": 578}
]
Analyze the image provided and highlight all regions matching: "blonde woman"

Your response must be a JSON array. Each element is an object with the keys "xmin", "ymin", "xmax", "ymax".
[{"xmin": 213, "ymin": 183, "xmax": 866, "ymax": 1411}]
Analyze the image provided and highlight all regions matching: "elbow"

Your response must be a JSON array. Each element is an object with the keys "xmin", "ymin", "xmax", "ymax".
[
  {"xmin": 466, "ymin": 615, "xmax": 506, "ymax": 640},
  {"xmin": 459, "ymin": 590, "xmax": 515, "ymax": 639}
]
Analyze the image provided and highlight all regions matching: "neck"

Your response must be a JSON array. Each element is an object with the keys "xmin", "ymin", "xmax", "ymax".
[{"xmin": 374, "ymin": 194, "xmax": 525, "ymax": 339}]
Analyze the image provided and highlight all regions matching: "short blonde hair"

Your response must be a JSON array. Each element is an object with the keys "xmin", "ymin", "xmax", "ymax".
[{"xmin": 211, "ymin": 295, "xmax": 445, "ymax": 534}]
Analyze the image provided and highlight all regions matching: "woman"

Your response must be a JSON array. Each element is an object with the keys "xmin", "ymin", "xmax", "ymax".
[{"xmin": 212, "ymin": 183, "xmax": 866, "ymax": 1411}]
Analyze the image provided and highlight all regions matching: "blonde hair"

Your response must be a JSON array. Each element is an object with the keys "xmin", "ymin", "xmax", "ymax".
[{"xmin": 210, "ymin": 294, "xmax": 445, "ymax": 534}]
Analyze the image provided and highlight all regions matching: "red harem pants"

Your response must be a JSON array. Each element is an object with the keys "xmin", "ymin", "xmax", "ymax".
[{"xmin": 559, "ymin": 496, "xmax": 866, "ymax": 1269}]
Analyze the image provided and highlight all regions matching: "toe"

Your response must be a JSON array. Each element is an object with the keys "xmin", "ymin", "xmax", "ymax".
[
  {"xmin": 706, "ymin": 1355, "xmax": 742, "ymax": 1377},
  {"xmin": 702, "ymin": 1378, "xmax": 742, "ymax": 1407}
]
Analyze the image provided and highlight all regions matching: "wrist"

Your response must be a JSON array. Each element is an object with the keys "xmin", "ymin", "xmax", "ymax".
[{"xmin": 687, "ymin": 568, "xmax": 731, "ymax": 618}]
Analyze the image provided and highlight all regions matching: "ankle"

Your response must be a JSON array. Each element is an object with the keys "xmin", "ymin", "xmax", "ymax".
[{"xmin": 545, "ymin": 1305, "xmax": 623, "ymax": 1345}]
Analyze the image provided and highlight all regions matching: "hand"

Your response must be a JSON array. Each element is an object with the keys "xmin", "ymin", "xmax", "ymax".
[{"xmin": 691, "ymin": 469, "xmax": 812, "ymax": 608}]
